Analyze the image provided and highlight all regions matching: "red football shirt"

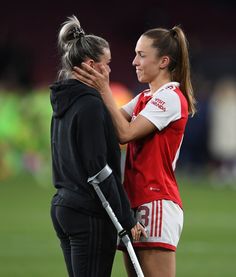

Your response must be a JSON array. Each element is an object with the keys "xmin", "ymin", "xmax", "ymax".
[{"xmin": 122, "ymin": 82, "xmax": 188, "ymax": 209}]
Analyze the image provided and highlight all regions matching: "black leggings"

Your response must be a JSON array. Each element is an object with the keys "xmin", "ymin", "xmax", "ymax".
[{"xmin": 50, "ymin": 205, "xmax": 117, "ymax": 277}]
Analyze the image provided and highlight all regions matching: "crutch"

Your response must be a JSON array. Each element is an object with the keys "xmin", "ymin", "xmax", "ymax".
[{"xmin": 88, "ymin": 165, "xmax": 144, "ymax": 277}]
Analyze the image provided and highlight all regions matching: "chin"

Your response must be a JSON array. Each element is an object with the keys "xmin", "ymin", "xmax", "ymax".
[{"xmin": 138, "ymin": 76, "xmax": 147, "ymax": 83}]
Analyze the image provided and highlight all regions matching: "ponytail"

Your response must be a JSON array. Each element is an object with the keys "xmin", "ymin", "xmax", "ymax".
[
  {"xmin": 170, "ymin": 26, "xmax": 196, "ymax": 116},
  {"xmin": 143, "ymin": 26, "xmax": 196, "ymax": 116}
]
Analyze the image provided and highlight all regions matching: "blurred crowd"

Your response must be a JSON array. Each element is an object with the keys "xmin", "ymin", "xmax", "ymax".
[
  {"xmin": 179, "ymin": 75, "xmax": 236, "ymax": 186},
  {"xmin": 0, "ymin": 23, "xmax": 236, "ymax": 187}
]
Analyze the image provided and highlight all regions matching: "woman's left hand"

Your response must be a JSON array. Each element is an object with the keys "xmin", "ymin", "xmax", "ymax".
[{"xmin": 131, "ymin": 222, "xmax": 148, "ymax": 241}]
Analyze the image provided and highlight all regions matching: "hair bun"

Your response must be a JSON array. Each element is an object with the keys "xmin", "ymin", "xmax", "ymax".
[
  {"xmin": 72, "ymin": 26, "xmax": 85, "ymax": 39},
  {"xmin": 58, "ymin": 15, "xmax": 85, "ymax": 50}
]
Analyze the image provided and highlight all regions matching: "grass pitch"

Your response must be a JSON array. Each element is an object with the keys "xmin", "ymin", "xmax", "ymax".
[{"xmin": 0, "ymin": 174, "xmax": 235, "ymax": 276}]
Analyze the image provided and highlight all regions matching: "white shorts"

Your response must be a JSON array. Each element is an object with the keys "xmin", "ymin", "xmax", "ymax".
[{"xmin": 119, "ymin": 200, "xmax": 183, "ymax": 251}]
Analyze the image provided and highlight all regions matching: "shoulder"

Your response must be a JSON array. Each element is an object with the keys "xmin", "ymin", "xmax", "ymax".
[
  {"xmin": 77, "ymin": 92, "xmax": 104, "ymax": 111},
  {"xmin": 150, "ymin": 85, "xmax": 181, "ymax": 113},
  {"xmin": 159, "ymin": 83, "xmax": 187, "ymax": 106},
  {"xmin": 155, "ymin": 83, "xmax": 180, "ymax": 99}
]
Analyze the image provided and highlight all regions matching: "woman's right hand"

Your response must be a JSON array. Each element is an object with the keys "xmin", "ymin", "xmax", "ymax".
[
  {"xmin": 73, "ymin": 63, "xmax": 110, "ymax": 94},
  {"xmin": 131, "ymin": 222, "xmax": 148, "ymax": 241}
]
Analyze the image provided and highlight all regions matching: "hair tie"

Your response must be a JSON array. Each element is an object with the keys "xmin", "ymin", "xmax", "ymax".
[
  {"xmin": 72, "ymin": 27, "xmax": 85, "ymax": 39},
  {"xmin": 169, "ymin": 28, "xmax": 176, "ymax": 37}
]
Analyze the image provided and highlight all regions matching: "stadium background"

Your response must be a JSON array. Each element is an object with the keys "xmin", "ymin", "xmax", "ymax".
[{"xmin": 0, "ymin": 0, "xmax": 236, "ymax": 276}]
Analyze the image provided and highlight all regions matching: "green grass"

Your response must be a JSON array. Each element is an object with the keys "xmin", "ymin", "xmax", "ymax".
[
  {"xmin": 0, "ymin": 174, "xmax": 235, "ymax": 276},
  {"xmin": 176, "ymin": 175, "xmax": 236, "ymax": 277}
]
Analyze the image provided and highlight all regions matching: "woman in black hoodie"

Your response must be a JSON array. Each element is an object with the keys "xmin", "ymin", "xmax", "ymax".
[{"xmin": 50, "ymin": 15, "xmax": 145, "ymax": 277}]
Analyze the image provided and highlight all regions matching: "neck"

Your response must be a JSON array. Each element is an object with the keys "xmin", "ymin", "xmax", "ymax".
[{"xmin": 149, "ymin": 78, "xmax": 171, "ymax": 95}]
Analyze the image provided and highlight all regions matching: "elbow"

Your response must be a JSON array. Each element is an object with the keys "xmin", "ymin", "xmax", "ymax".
[
  {"xmin": 119, "ymin": 138, "xmax": 128, "ymax": 145},
  {"xmin": 116, "ymin": 126, "xmax": 134, "ymax": 144},
  {"xmin": 118, "ymin": 134, "xmax": 131, "ymax": 145}
]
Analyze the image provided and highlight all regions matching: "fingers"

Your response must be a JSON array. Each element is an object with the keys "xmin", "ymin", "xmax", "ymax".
[
  {"xmin": 73, "ymin": 66, "xmax": 95, "ymax": 80},
  {"xmin": 81, "ymin": 62, "xmax": 108, "ymax": 77},
  {"xmin": 72, "ymin": 70, "xmax": 94, "ymax": 88},
  {"xmin": 98, "ymin": 63, "xmax": 108, "ymax": 75},
  {"xmin": 73, "ymin": 66, "xmax": 98, "ymax": 89},
  {"xmin": 131, "ymin": 226, "xmax": 140, "ymax": 241},
  {"xmin": 138, "ymin": 222, "xmax": 148, "ymax": 239},
  {"xmin": 74, "ymin": 63, "xmax": 108, "ymax": 81},
  {"xmin": 131, "ymin": 222, "xmax": 148, "ymax": 241},
  {"xmin": 131, "ymin": 228, "xmax": 136, "ymax": 240},
  {"xmin": 81, "ymin": 63, "xmax": 100, "ymax": 76},
  {"xmin": 73, "ymin": 63, "xmax": 109, "ymax": 91},
  {"xmin": 136, "ymin": 226, "xmax": 142, "ymax": 241}
]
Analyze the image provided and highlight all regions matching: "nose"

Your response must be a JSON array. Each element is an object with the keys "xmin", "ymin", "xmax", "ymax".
[
  {"xmin": 107, "ymin": 65, "xmax": 111, "ymax": 73},
  {"xmin": 132, "ymin": 56, "xmax": 137, "ymax": 66}
]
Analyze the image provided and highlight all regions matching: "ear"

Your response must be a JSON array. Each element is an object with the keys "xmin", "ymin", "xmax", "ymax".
[
  {"xmin": 84, "ymin": 59, "xmax": 95, "ymax": 68},
  {"xmin": 159, "ymin": 56, "xmax": 170, "ymax": 69}
]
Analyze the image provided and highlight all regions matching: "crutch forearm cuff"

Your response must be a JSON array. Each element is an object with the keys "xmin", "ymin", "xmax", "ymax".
[{"xmin": 87, "ymin": 164, "xmax": 112, "ymax": 184}]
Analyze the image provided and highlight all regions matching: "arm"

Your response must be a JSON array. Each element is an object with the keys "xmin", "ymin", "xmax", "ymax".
[
  {"xmin": 120, "ymin": 108, "xmax": 132, "ymax": 122},
  {"xmin": 78, "ymin": 97, "xmax": 137, "ymax": 230},
  {"xmin": 98, "ymin": 87, "xmax": 156, "ymax": 144},
  {"xmin": 73, "ymin": 63, "xmax": 156, "ymax": 144}
]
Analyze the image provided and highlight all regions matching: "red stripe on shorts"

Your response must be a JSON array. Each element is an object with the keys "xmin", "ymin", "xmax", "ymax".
[
  {"xmin": 150, "ymin": 201, "xmax": 154, "ymax": 236},
  {"xmin": 158, "ymin": 200, "xmax": 163, "ymax": 237},
  {"xmin": 154, "ymin": 200, "xmax": 158, "ymax": 237}
]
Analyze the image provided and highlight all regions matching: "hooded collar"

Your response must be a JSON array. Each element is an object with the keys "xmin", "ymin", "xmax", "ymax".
[{"xmin": 50, "ymin": 79, "xmax": 99, "ymax": 118}]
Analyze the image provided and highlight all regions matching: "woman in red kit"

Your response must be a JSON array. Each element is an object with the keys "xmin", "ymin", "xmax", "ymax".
[{"xmin": 73, "ymin": 25, "xmax": 196, "ymax": 277}]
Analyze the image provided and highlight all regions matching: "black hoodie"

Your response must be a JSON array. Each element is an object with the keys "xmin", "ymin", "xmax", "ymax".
[{"xmin": 50, "ymin": 79, "xmax": 136, "ymax": 231}]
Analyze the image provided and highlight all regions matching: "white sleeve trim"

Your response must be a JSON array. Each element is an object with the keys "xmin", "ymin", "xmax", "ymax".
[{"xmin": 121, "ymin": 93, "xmax": 141, "ymax": 116}]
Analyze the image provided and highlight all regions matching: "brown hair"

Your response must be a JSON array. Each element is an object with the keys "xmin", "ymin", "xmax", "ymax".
[{"xmin": 143, "ymin": 26, "xmax": 196, "ymax": 116}]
